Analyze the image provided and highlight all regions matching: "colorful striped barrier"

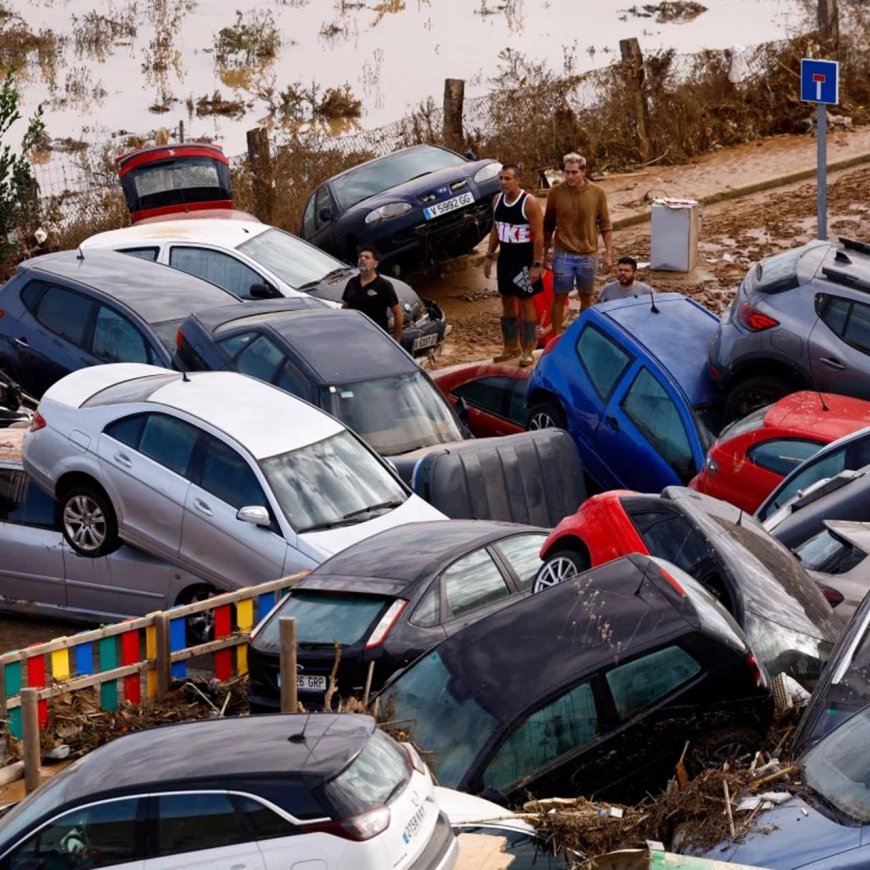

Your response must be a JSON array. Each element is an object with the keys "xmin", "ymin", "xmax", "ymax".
[{"xmin": 0, "ymin": 573, "xmax": 302, "ymax": 739}]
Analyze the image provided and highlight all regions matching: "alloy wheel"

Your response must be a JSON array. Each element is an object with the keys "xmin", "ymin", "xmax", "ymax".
[
  {"xmin": 533, "ymin": 556, "xmax": 581, "ymax": 592},
  {"xmin": 63, "ymin": 495, "xmax": 107, "ymax": 554}
]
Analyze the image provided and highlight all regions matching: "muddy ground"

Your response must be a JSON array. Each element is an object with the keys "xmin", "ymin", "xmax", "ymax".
[{"xmin": 416, "ymin": 160, "xmax": 870, "ymax": 367}]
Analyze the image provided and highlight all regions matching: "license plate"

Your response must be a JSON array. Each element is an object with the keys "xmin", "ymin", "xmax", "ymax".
[
  {"xmin": 412, "ymin": 333, "xmax": 439, "ymax": 351},
  {"xmin": 403, "ymin": 804, "xmax": 426, "ymax": 844},
  {"xmin": 423, "ymin": 191, "xmax": 474, "ymax": 220},
  {"xmin": 277, "ymin": 674, "xmax": 327, "ymax": 692}
]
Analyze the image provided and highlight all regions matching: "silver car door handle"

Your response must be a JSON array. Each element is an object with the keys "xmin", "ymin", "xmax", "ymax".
[
  {"xmin": 113, "ymin": 451, "xmax": 133, "ymax": 468},
  {"xmin": 14, "ymin": 337, "xmax": 28, "ymax": 347},
  {"xmin": 819, "ymin": 356, "xmax": 846, "ymax": 370},
  {"xmin": 193, "ymin": 498, "xmax": 213, "ymax": 516}
]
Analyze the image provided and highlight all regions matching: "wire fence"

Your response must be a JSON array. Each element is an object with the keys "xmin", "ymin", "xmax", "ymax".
[{"xmin": 31, "ymin": 37, "xmax": 785, "ymax": 202}]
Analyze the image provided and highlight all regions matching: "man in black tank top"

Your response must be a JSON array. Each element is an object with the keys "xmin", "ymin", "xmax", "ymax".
[{"xmin": 483, "ymin": 164, "xmax": 544, "ymax": 367}]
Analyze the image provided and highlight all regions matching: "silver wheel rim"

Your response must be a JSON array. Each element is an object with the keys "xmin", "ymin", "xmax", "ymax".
[
  {"xmin": 533, "ymin": 556, "xmax": 580, "ymax": 592},
  {"xmin": 63, "ymin": 495, "xmax": 107, "ymax": 553},
  {"xmin": 529, "ymin": 411, "xmax": 556, "ymax": 430},
  {"xmin": 187, "ymin": 590, "xmax": 215, "ymax": 643}
]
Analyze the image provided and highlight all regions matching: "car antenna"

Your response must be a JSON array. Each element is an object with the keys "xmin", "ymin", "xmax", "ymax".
[
  {"xmin": 76, "ymin": 245, "xmax": 84, "ymax": 260},
  {"xmin": 287, "ymin": 714, "xmax": 309, "ymax": 744},
  {"xmin": 649, "ymin": 287, "xmax": 660, "ymax": 314},
  {"xmin": 806, "ymin": 370, "xmax": 830, "ymax": 412}
]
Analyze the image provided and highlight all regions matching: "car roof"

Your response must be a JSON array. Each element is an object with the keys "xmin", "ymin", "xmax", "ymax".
[
  {"xmin": 81, "ymin": 217, "xmax": 271, "ymax": 251},
  {"xmin": 428, "ymin": 554, "xmax": 686, "ymax": 723},
  {"xmin": 597, "ymin": 293, "xmax": 720, "ymax": 405},
  {"xmin": 18, "ymin": 249, "xmax": 239, "ymax": 324},
  {"xmin": 761, "ymin": 392, "xmax": 870, "ymax": 438},
  {"xmin": 205, "ymin": 308, "xmax": 420, "ymax": 382},
  {"xmin": 30, "ymin": 714, "xmax": 376, "ymax": 806},
  {"xmin": 302, "ymin": 519, "xmax": 545, "ymax": 588},
  {"xmin": 326, "ymin": 144, "xmax": 461, "ymax": 184},
  {"xmin": 44, "ymin": 365, "xmax": 344, "ymax": 458}
]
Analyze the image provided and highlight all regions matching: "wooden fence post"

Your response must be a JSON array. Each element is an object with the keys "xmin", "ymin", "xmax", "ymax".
[
  {"xmin": 619, "ymin": 38, "xmax": 652, "ymax": 164},
  {"xmin": 155, "ymin": 613, "xmax": 171, "ymax": 698},
  {"xmin": 818, "ymin": 0, "xmax": 838, "ymax": 50},
  {"xmin": 279, "ymin": 617, "xmax": 298, "ymax": 714},
  {"xmin": 443, "ymin": 79, "xmax": 465, "ymax": 151},
  {"xmin": 247, "ymin": 127, "xmax": 275, "ymax": 225},
  {"xmin": 21, "ymin": 689, "xmax": 40, "ymax": 793}
]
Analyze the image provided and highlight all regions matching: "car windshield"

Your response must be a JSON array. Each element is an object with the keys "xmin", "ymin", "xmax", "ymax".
[
  {"xmin": 794, "ymin": 528, "xmax": 867, "ymax": 574},
  {"xmin": 319, "ymin": 371, "xmax": 463, "ymax": 455},
  {"xmin": 379, "ymin": 650, "xmax": 498, "ymax": 788},
  {"xmin": 239, "ymin": 227, "xmax": 354, "ymax": 290},
  {"xmin": 758, "ymin": 447, "xmax": 847, "ymax": 520},
  {"xmin": 81, "ymin": 373, "xmax": 181, "ymax": 407},
  {"xmin": 330, "ymin": 146, "xmax": 466, "ymax": 210},
  {"xmin": 256, "ymin": 590, "xmax": 393, "ymax": 647},
  {"xmin": 259, "ymin": 430, "xmax": 407, "ymax": 533},
  {"xmin": 803, "ymin": 705, "xmax": 870, "ymax": 824}
]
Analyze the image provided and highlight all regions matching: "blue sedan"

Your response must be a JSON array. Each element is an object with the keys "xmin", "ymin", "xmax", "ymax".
[
  {"xmin": 526, "ymin": 293, "xmax": 724, "ymax": 492},
  {"xmin": 300, "ymin": 145, "xmax": 502, "ymax": 270}
]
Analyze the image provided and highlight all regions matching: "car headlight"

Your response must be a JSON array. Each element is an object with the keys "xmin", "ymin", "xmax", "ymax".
[
  {"xmin": 365, "ymin": 202, "xmax": 413, "ymax": 224},
  {"xmin": 473, "ymin": 161, "xmax": 502, "ymax": 184}
]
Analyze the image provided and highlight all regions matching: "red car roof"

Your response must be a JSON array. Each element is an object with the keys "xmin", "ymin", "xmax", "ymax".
[{"xmin": 764, "ymin": 391, "xmax": 870, "ymax": 439}]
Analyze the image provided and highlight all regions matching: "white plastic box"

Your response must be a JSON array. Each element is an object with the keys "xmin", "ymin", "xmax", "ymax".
[{"xmin": 650, "ymin": 198, "xmax": 700, "ymax": 272}]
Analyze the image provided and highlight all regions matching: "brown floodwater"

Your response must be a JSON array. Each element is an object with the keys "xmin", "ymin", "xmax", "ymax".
[{"xmin": 13, "ymin": 0, "xmax": 812, "ymax": 161}]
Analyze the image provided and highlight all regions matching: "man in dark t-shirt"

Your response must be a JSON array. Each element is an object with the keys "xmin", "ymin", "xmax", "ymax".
[{"xmin": 341, "ymin": 246, "xmax": 403, "ymax": 342}]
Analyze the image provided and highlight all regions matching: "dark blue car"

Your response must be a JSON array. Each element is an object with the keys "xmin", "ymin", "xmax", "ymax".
[
  {"xmin": 176, "ymin": 303, "xmax": 466, "ymax": 461},
  {"xmin": 526, "ymin": 293, "xmax": 724, "ymax": 492},
  {"xmin": 300, "ymin": 145, "xmax": 502, "ymax": 270}
]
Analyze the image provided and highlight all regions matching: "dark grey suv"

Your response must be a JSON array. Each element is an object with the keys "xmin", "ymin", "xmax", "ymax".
[{"xmin": 709, "ymin": 238, "xmax": 870, "ymax": 420}]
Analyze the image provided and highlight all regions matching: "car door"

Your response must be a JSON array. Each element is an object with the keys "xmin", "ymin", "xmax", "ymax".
[
  {"xmin": 452, "ymin": 376, "xmax": 523, "ymax": 437},
  {"xmin": 0, "ymin": 469, "xmax": 66, "ymax": 606},
  {"xmin": 91, "ymin": 303, "xmax": 166, "ymax": 366},
  {"xmin": 182, "ymin": 434, "xmax": 290, "ymax": 585},
  {"xmin": 146, "ymin": 793, "xmax": 265, "ymax": 870},
  {"xmin": 167, "ymin": 245, "xmax": 277, "ymax": 300},
  {"xmin": 97, "ymin": 413, "xmax": 199, "ymax": 560},
  {"xmin": 570, "ymin": 323, "xmax": 634, "ymax": 489},
  {"xmin": 11, "ymin": 280, "xmax": 99, "ymax": 396},
  {"xmin": 305, "ymin": 185, "xmax": 339, "ymax": 255},
  {"xmin": 808, "ymin": 294, "xmax": 870, "ymax": 398},
  {"xmin": 492, "ymin": 533, "xmax": 549, "ymax": 591},
  {"xmin": 439, "ymin": 547, "xmax": 517, "ymax": 635},
  {"xmin": 596, "ymin": 364, "xmax": 699, "ymax": 491}
]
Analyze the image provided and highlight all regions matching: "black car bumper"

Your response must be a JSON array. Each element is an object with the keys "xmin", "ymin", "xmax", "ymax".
[{"xmin": 402, "ymin": 299, "xmax": 447, "ymax": 357}]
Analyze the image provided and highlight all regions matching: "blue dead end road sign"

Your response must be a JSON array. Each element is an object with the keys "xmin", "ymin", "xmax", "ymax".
[{"xmin": 801, "ymin": 58, "xmax": 839, "ymax": 105}]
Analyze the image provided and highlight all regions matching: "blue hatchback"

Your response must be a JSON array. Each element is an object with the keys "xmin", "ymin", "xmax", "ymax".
[{"xmin": 526, "ymin": 293, "xmax": 724, "ymax": 492}]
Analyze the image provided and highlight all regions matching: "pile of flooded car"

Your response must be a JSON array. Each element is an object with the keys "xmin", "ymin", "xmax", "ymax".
[{"xmin": 0, "ymin": 144, "xmax": 869, "ymax": 869}]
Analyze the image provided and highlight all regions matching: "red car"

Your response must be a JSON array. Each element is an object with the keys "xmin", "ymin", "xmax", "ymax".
[
  {"xmin": 688, "ymin": 391, "xmax": 870, "ymax": 513},
  {"xmin": 431, "ymin": 362, "xmax": 530, "ymax": 438}
]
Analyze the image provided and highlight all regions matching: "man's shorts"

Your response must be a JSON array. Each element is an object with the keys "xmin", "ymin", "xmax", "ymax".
[
  {"xmin": 552, "ymin": 250, "xmax": 597, "ymax": 296},
  {"xmin": 497, "ymin": 254, "xmax": 543, "ymax": 299}
]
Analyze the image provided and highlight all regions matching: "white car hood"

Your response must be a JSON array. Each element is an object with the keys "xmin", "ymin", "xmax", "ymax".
[{"xmin": 299, "ymin": 493, "xmax": 446, "ymax": 559}]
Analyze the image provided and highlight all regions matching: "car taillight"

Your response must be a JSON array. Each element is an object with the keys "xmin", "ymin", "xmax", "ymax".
[
  {"xmin": 402, "ymin": 742, "xmax": 427, "ymax": 775},
  {"xmin": 306, "ymin": 806, "xmax": 391, "ymax": 841},
  {"xmin": 745, "ymin": 653, "xmax": 764, "ymax": 687},
  {"xmin": 365, "ymin": 600, "xmax": 407, "ymax": 649},
  {"xmin": 657, "ymin": 564, "xmax": 686, "ymax": 597},
  {"xmin": 29, "ymin": 411, "xmax": 46, "ymax": 432},
  {"xmin": 709, "ymin": 362, "xmax": 722, "ymax": 380},
  {"xmin": 175, "ymin": 328, "xmax": 184, "ymax": 349},
  {"xmin": 736, "ymin": 301, "xmax": 779, "ymax": 332},
  {"xmin": 704, "ymin": 456, "xmax": 719, "ymax": 476},
  {"xmin": 817, "ymin": 583, "xmax": 845, "ymax": 608}
]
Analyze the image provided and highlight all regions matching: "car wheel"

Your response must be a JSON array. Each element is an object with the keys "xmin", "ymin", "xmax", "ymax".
[
  {"xmin": 60, "ymin": 483, "xmax": 119, "ymax": 558},
  {"xmin": 687, "ymin": 726, "xmax": 761, "ymax": 773},
  {"xmin": 533, "ymin": 548, "xmax": 590, "ymax": 593},
  {"xmin": 176, "ymin": 585, "xmax": 218, "ymax": 646},
  {"xmin": 724, "ymin": 375, "xmax": 790, "ymax": 423},
  {"xmin": 527, "ymin": 399, "xmax": 567, "ymax": 431}
]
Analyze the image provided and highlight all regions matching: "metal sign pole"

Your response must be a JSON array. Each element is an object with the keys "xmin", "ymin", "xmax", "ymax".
[{"xmin": 817, "ymin": 103, "xmax": 827, "ymax": 240}]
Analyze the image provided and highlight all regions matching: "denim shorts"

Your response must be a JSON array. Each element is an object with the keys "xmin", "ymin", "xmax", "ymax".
[{"xmin": 552, "ymin": 251, "xmax": 597, "ymax": 296}]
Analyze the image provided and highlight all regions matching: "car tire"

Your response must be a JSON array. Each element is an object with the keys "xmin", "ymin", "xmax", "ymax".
[
  {"xmin": 533, "ymin": 547, "xmax": 590, "ymax": 593},
  {"xmin": 527, "ymin": 399, "xmax": 567, "ymax": 431},
  {"xmin": 59, "ymin": 483, "xmax": 120, "ymax": 558},
  {"xmin": 176, "ymin": 585, "xmax": 218, "ymax": 646},
  {"xmin": 687, "ymin": 726, "xmax": 761, "ymax": 773},
  {"xmin": 724, "ymin": 375, "xmax": 790, "ymax": 423}
]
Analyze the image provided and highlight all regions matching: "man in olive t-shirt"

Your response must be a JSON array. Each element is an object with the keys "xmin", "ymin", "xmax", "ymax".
[{"xmin": 341, "ymin": 246, "xmax": 403, "ymax": 342}]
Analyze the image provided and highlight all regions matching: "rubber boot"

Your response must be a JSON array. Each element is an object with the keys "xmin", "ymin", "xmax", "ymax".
[
  {"xmin": 493, "ymin": 316, "xmax": 520, "ymax": 362},
  {"xmin": 518, "ymin": 319, "xmax": 537, "ymax": 367}
]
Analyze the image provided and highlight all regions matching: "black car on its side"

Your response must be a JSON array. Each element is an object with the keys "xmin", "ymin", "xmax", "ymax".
[
  {"xmin": 377, "ymin": 553, "xmax": 774, "ymax": 805},
  {"xmin": 0, "ymin": 249, "xmax": 255, "ymax": 398},
  {"xmin": 176, "ymin": 305, "xmax": 466, "ymax": 460},
  {"xmin": 247, "ymin": 520, "xmax": 549, "ymax": 711},
  {"xmin": 300, "ymin": 144, "xmax": 502, "ymax": 271}
]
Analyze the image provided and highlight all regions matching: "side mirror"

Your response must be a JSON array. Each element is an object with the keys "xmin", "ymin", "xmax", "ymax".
[
  {"xmin": 237, "ymin": 505, "xmax": 271, "ymax": 527},
  {"xmin": 249, "ymin": 283, "xmax": 279, "ymax": 299},
  {"xmin": 318, "ymin": 207, "xmax": 333, "ymax": 223},
  {"xmin": 464, "ymin": 150, "xmax": 478, "ymax": 161}
]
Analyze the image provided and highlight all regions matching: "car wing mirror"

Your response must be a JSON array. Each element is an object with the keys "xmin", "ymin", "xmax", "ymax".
[
  {"xmin": 318, "ymin": 207, "xmax": 333, "ymax": 223},
  {"xmin": 237, "ymin": 505, "xmax": 271, "ymax": 526},
  {"xmin": 249, "ymin": 283, "xmax": 279, "ymax": 299},
  {"xmin": 464, "ymin": 150, "xmax": 478, "ymax": 161}
]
